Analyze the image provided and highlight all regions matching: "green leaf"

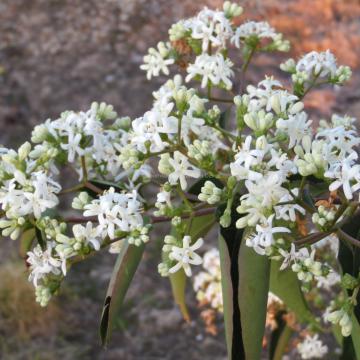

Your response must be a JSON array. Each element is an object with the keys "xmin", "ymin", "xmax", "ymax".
[
  {"xmin": 338, "ymin": 212, "xmax": 360, "ymax": 357},
  {"xmin": 219, "ymin": 234, "xmax": 237, "ymax": 358},
  {"xmin": 271, "ymin": 324, "xmax": 294, "ymax": 360},
  {"xmin": 218, "ymin": 216, "xmax": 244, "ymax": 360},
  {"xmin": 268, "ymin": 310, "xmax": 287, "ymax": 359},
  {"xmin": 35, "ymin": 226, "xmax": 46, "ymax": 250},
  {"xmin": 19, "ymin": 228, "xmax": 35, "ymax": 257},
  {"xmin": 169, "ymin": 269, "xmax": 190, "ymax": 322},
  {"xmin": 351, "ymin": 314, "xmax": 360, "ymax": 359},
  {"xmin": 99, "ymin": 240, "xmax": 144, "ymax": 345},
  {"xmin": 270, "ymin": 260, "xmax": 316, "ymax": 325},
  {"xmin": 238, "ymin": 239, "xmax": 270, "ymax": 360}
]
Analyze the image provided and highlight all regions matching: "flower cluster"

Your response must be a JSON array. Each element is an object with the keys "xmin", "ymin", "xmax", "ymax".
[
  {"xmin": 297, "ymin": 334, "xmax": 328, "ymax": 359},
  {"xmin": 193, "ymin": 248, "xmax": 223, "ymax": 312},
  {"xmin": 1, "ymin": 3, "xmax": 359, "ymax": 358}
]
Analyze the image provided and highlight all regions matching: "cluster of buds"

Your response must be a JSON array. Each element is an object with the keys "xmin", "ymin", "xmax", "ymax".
[
  {"xmin": 118, "ymin": 145, "xmax": 141, "ymax": 170},
  {"xmin": 244, "ymin": 110, "xmax": 274, "ymax": 135},
  {"xmin": 326, "ymin": 303, "xmax": 353, "ymax": 337},
  {"xmin": 223, "ymin": 1, "xmax": 243, "ymax": 19},
  {"xmin": 291, "ymin": 251, "xmax": 329, "ymax": 282},
  {"xmin": 198, "ymin": 181, "xmax": 223, "ymax": 205},
  {"xmin": 294, "ymin": 137, "xmax": 328, "ymax": 177},
  {"xmin": 35, "ymin": 285, "xmax": 52, "ymax": 307},
  {"xmin": 312, "ymin": 205, "xmax": 336, "ymax": 231},
  {"xmin": 187, "ymin": 140, "xmax": 211, "ymax": 162},
  {"xmin": 127, "ymin": 225, "xmax": 151, "ymax": 246}
]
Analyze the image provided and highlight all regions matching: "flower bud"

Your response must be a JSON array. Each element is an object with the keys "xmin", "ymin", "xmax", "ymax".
[{"xmin": 18, "ymin": 142, "xmax": 31, "ymax": 161}]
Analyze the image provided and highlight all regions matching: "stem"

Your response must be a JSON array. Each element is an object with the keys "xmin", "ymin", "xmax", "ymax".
[
  {"xmin": 212, "ymin": 124, "xmax": 237, "ymax": 141},
  {"xmin": 351, "ymin": 286, "xmax": 360, "ymax": 305},
  {"xmin": 298, "ymin": 176, "xmax": 307, "ymax": 197},
  {"xmin": 59, "ymin": 183, "xmax": 84, "ymax": 195},
  {"xmin": 151, "ymin": 207, "xmax": 216, "ymax": 224},
  {"xmin": 69, "ymin": 235, "xmax": 126, "ymax": 265},
  {"xmin": 272, "ymin": 325, "xmax": 294, "ymax": 360},
  {"xmin": 81, "ymin": 156, "xmax": 88, "ymax": 182},
  {"xmin": 295, "ymin": 231, "xmax": 333, "ymax": 247},
  {"xmin": 242, "ymin": 46, "xmax": 256, "ymax": 75},
  {"xmin": 208, "ymin": 97, "xmax": 233, "ymax": 104},
  {"xmin": 177, "ymin": 114, "xmax": 182, "ymax": 145},
  {"xmin": 84, "ymin": 181, "xmax": 103, "ymax": 195},
  {"xmin": 65, "ymin": 216, "xmax": 98, "ymax": 223},
  {"xmin": 289, "ymin": 189, "xmax": 315, "ymax": 214},
  {"xmin": 65, "ymin": 207, "xmax": 216, "ymax": 227}
]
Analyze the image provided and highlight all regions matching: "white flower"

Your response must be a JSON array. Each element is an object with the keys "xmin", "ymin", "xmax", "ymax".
[
  {"xmin": 83, "ymin": 188, "xmax": 143, "ymax": 239},
  {"xmin": 231, "ymin": 21, "xmax": 277, "ymax": 48},
  {"xmin": 297, "ymin": 334, "xmax": 328, "ymax": 359},
  {"xmin": 27, "ymin": 244, "xmax": 62, "ymax": 287},
  {"xmin": 188, "ymin": 8, "xmax": 233, "ymax": 52},
  {"xmin": 24, "ymin": 172, "xmax": 61, "ymax": 218},
  {"xmin": 275, "ymin": 189, "xmax": 305, "ymax": 222},
  {"xmin": 0, "ymin": 171, "xmax": 61, "ymax": 219},
  {"xmin": 140, "ymin": 42, "xmax": 175, "ymax": 80},
  {"xmin": 72, "ymin": 222, "xmax": 102, "ymax": 251},
  {"xmin": 230, "ymin": 136, "xmax": 264, "ymax": 181},
  {"xmin": 278, "ymin": 243, "xmax": 309, "ymax": 270},
  {"xmin": 317, "ymin": 126, "xmax": 360, "ymax": 161},
  {"xmin": 325, "ymin": 153, "xmax": 360, "ymax": 200},
  {"xmin": 186, "ymin": 53, "xmax": 234, "ymax": 89},
  {"xmin": 276, "ymin": 111, "xmax": 312, "ymax": 148},
  {"xmin": 130, "ymin": 106, "xmax": 177, "ymax": 154},
  {"xmin": 246, "ymin": 215, "xmax": 290, "ymax": 255},
  {"xmin": 169, "ymin": 235, "xmax": 203, "ymax": 276},
  {"xmin": 60, "ymin": 130, "xmax": 86, "ymax": 162},
  {"xmin": 247, "ymin": 77, "xmax": 298, "ymax": 114},
  {"xmin": 167, "ymin": 151, "xmax": 201, "ymax": 190},
  {"xmin": 296, "ymin": 50, "xmax": 338, "ymax": 79}
]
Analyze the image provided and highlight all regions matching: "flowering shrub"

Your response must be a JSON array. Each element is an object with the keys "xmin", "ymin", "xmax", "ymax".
[{"xmin": 1, "ymin": 2, "xmax": 359, "ymax": 359}]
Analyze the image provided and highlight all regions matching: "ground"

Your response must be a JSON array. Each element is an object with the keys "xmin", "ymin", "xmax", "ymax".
[{"xmin": 0, "ymin": 0, "xmax": 360, "ymax": 359}]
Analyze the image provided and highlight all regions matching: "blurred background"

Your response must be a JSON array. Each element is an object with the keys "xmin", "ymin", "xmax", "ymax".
[{"xmin": 0, "ymin": 0, "xmax": 359, "ymax": 359}]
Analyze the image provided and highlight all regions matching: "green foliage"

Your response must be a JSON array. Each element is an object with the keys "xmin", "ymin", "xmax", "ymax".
[{"xmin": 99, "ymin": 240, "xmax": 145, "ymax": 345}]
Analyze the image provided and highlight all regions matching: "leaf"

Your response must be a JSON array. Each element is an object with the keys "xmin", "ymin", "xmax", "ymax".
[
  {"xmin": 19, "ymin": 228, "xmax": 35, "ymax": 257},
  {"xmin": 268, "ymin": 310, "xmax": 287, "ymax": 360},
  {"xmin": 271, "ymin": 324, "xmax": 294, "ymax": 360},
  {"xmin": 219, "ymin": 218, "xmax": 245, "ymax": 360},
  {"xmin": 99, "ymin": 240, "xmax": 144, "ymax": 345},
  {"xmin": 169, "ymin": 213, "xmax": 215, "ymax": 321},
  {"xmin": 219, "ymin": 234, "xmax": 237, "ymax": 358},
  {"xmin": 270, "ymin": 260, "xmax": 316, "ymax": 325},
  {"xmin": 35, "ymin": 226, "xmax": 46, "ymax": 250},
  {"xmin": 337, "ymin": 212, "xmax": 360, "ymax": 357},
  {"xmin": 351, "ymin": 314, "xmax": 360, "ymax": 359},
  {"xmin": 169, "ymin": 269, "xmax": 190, "ymax": 322},
  {"xmin": 238, "ymin": 238, "xmax": 270, "ymax": 360}
]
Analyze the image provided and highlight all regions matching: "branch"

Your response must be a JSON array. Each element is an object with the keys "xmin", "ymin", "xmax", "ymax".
[
  {"xmin": 150, "ymin": 207, "xmax": 216, "ymax": 224},
  {"xmin": 295, "ymin": 231, "xmax": 333, "ymax": 247},
  {"xmin": 64, "ymin": 207, "xmax": 216, "ymax": 226},
  {"xmin": 208, "ymin": 97, "xmax": 234, "ymax": 104},
  {"xmin": 337, "ymin": 229, "xmax": 360, "ymax": 248}
]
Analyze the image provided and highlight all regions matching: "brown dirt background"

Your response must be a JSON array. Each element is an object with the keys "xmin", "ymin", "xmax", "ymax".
[{"xmin": 0, "ymin": 0, "xmax": 359, "ymax": 359}]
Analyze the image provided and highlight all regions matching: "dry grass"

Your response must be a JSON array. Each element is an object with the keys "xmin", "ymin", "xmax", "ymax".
[{"xmin": 0, "ymin": 262, "xmax": 61, "ymax": 341}]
